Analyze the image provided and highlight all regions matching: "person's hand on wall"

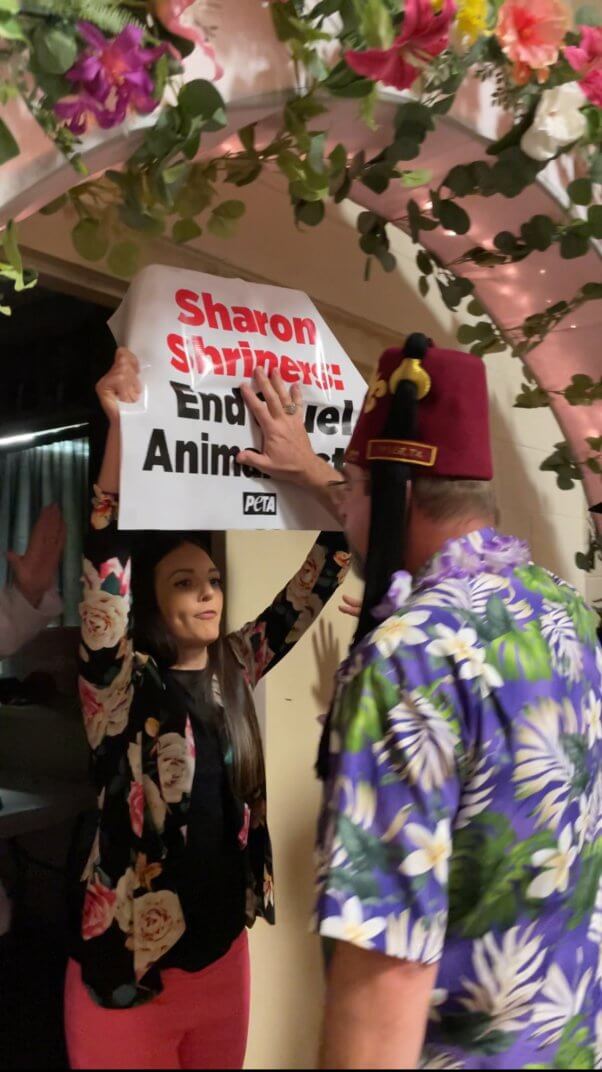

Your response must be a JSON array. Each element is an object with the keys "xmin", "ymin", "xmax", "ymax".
[{"xmin": 6, "ymin": 503, "xmax": 66, "ymax": 609}]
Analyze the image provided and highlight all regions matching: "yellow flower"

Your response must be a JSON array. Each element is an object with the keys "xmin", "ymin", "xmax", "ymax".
[{"xmin": 456, "ymin": 0, "xmax": 489, "ymax": 43}]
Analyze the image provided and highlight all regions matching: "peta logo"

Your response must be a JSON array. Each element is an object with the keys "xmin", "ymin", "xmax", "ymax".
[{"xmin": 243, "ymin": 492, "xmax": 277, "ymax": 516}]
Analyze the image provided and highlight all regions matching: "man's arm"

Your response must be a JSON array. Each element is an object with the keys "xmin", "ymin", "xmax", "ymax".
[
  {"xmin": 319, "ymin": 941, "xmax": 437, "ymax": 1070},
  {"xmin": 237, "ymin": 368, "xmax": 344, "ymax": 523}
]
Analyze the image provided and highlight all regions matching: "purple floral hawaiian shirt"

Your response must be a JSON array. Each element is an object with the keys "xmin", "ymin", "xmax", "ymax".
[{"xmin": 314, "ymin": 528, "xmax": 602, "ymax": 1070}]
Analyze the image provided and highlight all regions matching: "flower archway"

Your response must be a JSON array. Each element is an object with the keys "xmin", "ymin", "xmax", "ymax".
[{"xmin": 0, "ymin": 0, "xmax": 600, "ymax": 579}]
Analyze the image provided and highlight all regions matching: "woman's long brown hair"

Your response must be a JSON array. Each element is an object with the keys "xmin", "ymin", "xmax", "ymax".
[{"xmin": 131, "ymin": 532, "xmax": 266, "ymax": 803}]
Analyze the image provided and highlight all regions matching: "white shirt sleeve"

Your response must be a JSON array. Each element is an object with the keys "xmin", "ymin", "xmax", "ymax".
[{"xmin": 0, "ymin": 585, "xmax": 63, "ymax": 659}]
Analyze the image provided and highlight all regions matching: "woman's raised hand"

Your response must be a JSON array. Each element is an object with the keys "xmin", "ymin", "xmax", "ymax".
[{"xmin": 96, "ymin": 348, "xmax": 142, "ymax": 424}]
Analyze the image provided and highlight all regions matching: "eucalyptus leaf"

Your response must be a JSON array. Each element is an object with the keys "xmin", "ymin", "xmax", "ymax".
[
  {"xmin": 438, "ymin": 200, "xmax": 470, "ymax": 235},
  {"xmin": 0, "ymin": 117, "xmax": 18, "ymax": 165},
  {"xmin": 444, "ymin": 165, "xmax": 476, "ymax": 197},
  {"xmin": 107, "ymin": 241, "xmax": 140, "ymax": 278},
  {"xmin": 560, "ymin": 232, "xmax": 589, "ymax": 259},
  {"xmin": 295, "ymin": 199, "xmax": 325, "ymax": 226},
  {"xmin": 33, "ymin": 25, "xmax": 78, "ymax": 75},
  {"xmin": 172, "ymin": 218, "xmax": 202, "ymax": 244},
  {"xmin": 587, "ymin": 205, "xmax": 602, "ymax": 239},
  {"xmin": 40, "ymin": 195, "xmax": 68, "ymax": 216},
  {"xmin": 576, "ymin": 4, "xmax": 602, "ymax": 25},
  {"xmin": 178, "ymin": 80, "xmax": 226, "ymax": 131},
  {"xmin": 568, "ymin": 178, "xmax": 593, "ymax": 206},
  {"xmin": 72, "ymin": 219, "xmax": 109, "ymax": 262}
]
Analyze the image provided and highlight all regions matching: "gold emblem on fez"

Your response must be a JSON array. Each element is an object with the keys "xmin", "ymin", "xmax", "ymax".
[
  {"xmin": 389, "ymin": 358, "xmax": 431, "ymax": 400},
  {"xmin": 363, "ymin": 373, "xmax": 388, "ymax": 413}
]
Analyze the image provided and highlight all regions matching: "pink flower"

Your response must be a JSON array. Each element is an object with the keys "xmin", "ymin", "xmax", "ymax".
[
  {"xmin": 128, "ymin": 780, "xmax": 144, "ymax": 838},
  {"xmin": 55, "ymin": 21, "xmax": 167, "ymax": 134},
  {"xmin": 496, "ymin": 0, "xmax": 570, "ymax": 82},
  {"xmin": 82, "ymin": 878, "xmax": 116, "ymax": 940},
  {"xmin": 345, "ymin": 0, "xmax": 456, "ymax": 91},
  {"xmin": 99, "ymin": 556, "xmax": 131, "ymax": 598},
  {"xmin": 151, "ymin": 0, "xmax": 223, "ymax": 80},
  {"xmin": 238, "ymin": 804, "xmax": 251, "ymax": 849},
  {"xmin": 565, "ymin": 25, "xmax": 602, "ymax": 106}
]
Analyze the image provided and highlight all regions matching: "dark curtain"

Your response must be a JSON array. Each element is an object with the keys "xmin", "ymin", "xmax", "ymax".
[{"xmin": 0, "ymin": 438, "xmax": 89, "ymax": 625}]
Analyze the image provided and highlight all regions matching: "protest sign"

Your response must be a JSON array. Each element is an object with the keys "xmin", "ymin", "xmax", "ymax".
[{"xmin": 109, "ymin": 264, "xmax": 366, "ymax": 531}]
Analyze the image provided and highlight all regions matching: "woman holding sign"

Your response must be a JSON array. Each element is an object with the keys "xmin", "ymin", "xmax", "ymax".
[{"xmin": 64, "ymin": 348, "xmax": 350, "ymax": 1070}]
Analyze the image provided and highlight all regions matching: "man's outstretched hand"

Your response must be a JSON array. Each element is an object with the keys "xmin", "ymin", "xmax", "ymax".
[
  {"xmin": 6, "ymin": 503, "xmax": 66, "ymax": 609},
  {"xmin": 237, "ymin": 368, "xmax": 334, "ymax": 489}
]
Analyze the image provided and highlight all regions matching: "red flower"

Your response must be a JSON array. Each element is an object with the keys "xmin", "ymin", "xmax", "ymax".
[
  {"xmin": 128, "ymin": 780, "xmax": 144, "ymax": 838},
  {"xmin": 345, "ymin": 0, "xmax": 456, "ymax": 91},
  {"xmin": 565, "ymin": 25, "xmax": 602, "ymax": 107},
  {"xmin": 82, "ymin": 878, "xmax": 116, "ymax": 940}
]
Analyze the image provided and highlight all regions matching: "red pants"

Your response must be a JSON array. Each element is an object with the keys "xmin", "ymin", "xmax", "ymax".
[{"xmin": 64, "ymin": 931, "xmax": 250, "ymax": 1070}]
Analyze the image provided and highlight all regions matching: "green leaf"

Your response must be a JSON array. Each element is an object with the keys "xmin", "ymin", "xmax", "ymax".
[
  {"xmin": 358, "ymin": 210, "xmax": 379, "ymax": 235},
  {"xmin": 2, "ymin": 219, "xmax": 21, "ymax": 274},
  {"xmin": 587, "ymin": 204, "xmax": 602, "ymax": 239},
  {"xmin": 0, "ymin": 1, "xmax": 19, "ymax": 12},
  {"xmin": 33, "ymin": 24, "xmax": 78, "ymax": 74},
  {"xmin": 0, "ymin": 117, "xmax": 18, "ymax": 165},
  {"xmin": 178, "ymin": 79, "xmax": 226, "ymax": 131},
  {"xmin": 0, "ymin": 13, "xmax": 25, "ymax": 39},
  {"xmin": 521, "ymin": 215, "xmax": 555, "ymax": 251},
  {"xmin": 214, "ymin": 199, "xmax": 245, "ymax": 220},
  {"xmin": 561, "ymin": 232, "xmax": 590, "ymax": 259},
  {"xmin": 418, "ymin": 275, "xmax": 429, "ymax": 297},
  {"xmin": 457, "ymin": 324, "xmax": 478, "ymax": 344},
  {"xmin": 581, "ymin": 280, "xmax": 602, "ymax": 300},
  {"xmin": 386, "ymin": 137, "xmax": 419, "ymax": 162},
  {"xmin": 400, "ymin": 168, "xmax": 432, "ymax": 188},
  {"xmin": 238, "ymin": 124, "xmax": 255, "ymax": 152},
  {"xmin": 416, "ymin": 250, "xmax": 432, "ymax": 275},
  {"xmin": 438, "ymin": 200, "xmax": 470, "ymax": 235},
  {"xmin": 119, "ymin": 205, "xmax": 165, "ymax": 236},
  {"xmin": 568, "ymin": 842, "xmax": 602, "ymax": 928},
  {"xmin": 295, "ymin": 199, "xmax": 325, "ymax": 226},
  {"xmin": 568, "ymin": 178, "xmax": 593, "ymax": 206},
  {"xmin": 172, "ymin": 218, "xmax": 202, "ymax": 244},
  {"xmin": 72, "ymin": 219, "xmax": 109, "ymax": 262},
  {"xmin": 395, "ymin": 101, "xmax": 434, "ymax": 135},
  {"xmin": 576, "ymin": 4, "xmax": 602, "ymax": 25},
  {"xmin": 444, "ymin": 165, "xmax": 476, "ymax": 197},
  {"xmin": 107, "ymin": 241, "xmax": 140, "ymax": 279}
]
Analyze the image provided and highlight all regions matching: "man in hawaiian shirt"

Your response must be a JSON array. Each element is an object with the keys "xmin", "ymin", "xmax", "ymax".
[{"xmin": 303, "ymin": 335, "xmax": 602, "ymax": 1070}]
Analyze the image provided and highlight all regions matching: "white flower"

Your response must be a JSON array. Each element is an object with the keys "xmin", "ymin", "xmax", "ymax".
[
  {"xmin": 460, "ymin": 924, "xmax": 546, "ymax": 1036},
  {"xmin": 373, "ymin": 610, "xmax": 430, "ymax": 657},
  {"xmin": 521, "ymin": 83, "xmax": 588, "ymax": 162},
  {"xmin": 337, "ymin": 777, "xmax": 377, "ymax": 831},
  {"xmin": 385, "ymin": 910, "xmax": 447, "ymax": 964},
  {"xmin": 80, "ymin": 588, "xmax": 129, "ymax": 652},
  {"xmin": 156, "ymin": 732, "xmax": 194, "ymax": 804},
  {"xmin": 455, "ymin": 750, "xmax": 497, "ymax": 830},
  {"xmin": 320, "ymin": 896, "xmax": 386, "ymax": 948},
  {"xmin": 513, "ymin": 698, "xmax": 578, "ymax": 832},
  {"xmin": 402, "ymin": 820, "xmax": 452, "ymax": 885},
  {"xmin": 427, "ymin": 624, "xmax": 480, "ymax": 662},
  {"xmin": 531, "ymin": 963, "xmax": 593, "ymax": 1044},
  {"xmin": 132, "ymin": 889, "xmax": 185, "ymax": 980},
  {"xmin": 540, "ymin": 602, "xmax": 583, "ymax": 683},
  {"xmin": 78, "ymin": 648, "xmax": 134, "ymax": 750},
  {"xmin": 527, "ymin": 824, "xmax": 577, "ymax": 900},
  {"xmin": 584, "ymin": 691, "xmax": 602, "ymax": 750},
  {"xmin": 427, "ymin": 625, "xmax": 501, "ymax": 697},
  {"xmin": 389, "ymin": 689, "xmax": 458, "ymax": 792}
]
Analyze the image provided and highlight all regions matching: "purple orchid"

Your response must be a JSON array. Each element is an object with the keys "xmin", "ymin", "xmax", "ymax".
[{"xmin": 55, "ymin": 21, "xmax": 168, "ymax": 134}]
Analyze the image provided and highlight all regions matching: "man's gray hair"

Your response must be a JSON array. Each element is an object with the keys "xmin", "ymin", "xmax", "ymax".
[{"xmin": 412, "ymin": 477, "xmax": 498, "ymax": 524}]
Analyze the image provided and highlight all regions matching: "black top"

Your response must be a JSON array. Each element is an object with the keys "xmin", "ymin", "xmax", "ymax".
[{"xmin": 160, "ymin": 668, "xmax": 247, "ymax": 971}]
